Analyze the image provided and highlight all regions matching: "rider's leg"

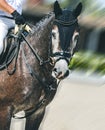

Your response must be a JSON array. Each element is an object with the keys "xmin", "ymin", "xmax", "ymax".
[
  {"xmin": 0, "ymin": 18, "xmax": 15, "ymax": 55},
  {"xmin": 0, "ymin": 21, "xmax": 8, "ymax": 54}
]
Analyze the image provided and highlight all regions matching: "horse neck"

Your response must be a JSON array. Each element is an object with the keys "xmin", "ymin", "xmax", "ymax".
[
  {"xmin": 30, "ymin": 13, "xmax": 54, "ymax": 60},
  {"xmin": 19, "ymin": 13, "xmax": 54, "ymax": 72}
]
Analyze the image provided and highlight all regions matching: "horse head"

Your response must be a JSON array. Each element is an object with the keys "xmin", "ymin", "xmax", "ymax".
[{"xmin": 51, "ymin": 1, "xmax": 82, "ymax": 79}]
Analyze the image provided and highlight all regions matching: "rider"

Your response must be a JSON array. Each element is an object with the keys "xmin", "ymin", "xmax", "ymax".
[{"xmin": 0, "ymin": 0, "xmax": 26, "ymax": 55}]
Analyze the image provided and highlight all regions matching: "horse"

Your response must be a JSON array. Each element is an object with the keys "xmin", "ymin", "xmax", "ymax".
[{"xmin": 0, "ymin": 1, "xmax": 82, "ymax": 130}]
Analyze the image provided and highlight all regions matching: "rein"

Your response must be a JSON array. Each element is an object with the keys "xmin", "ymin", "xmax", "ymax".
[
  {"xmin": 0, "ymin": 34, "xmax": 20, "ymax": 72},
  {"xmin": 9, "ymin": 24, "xmax": 60, "ymax": 119}
]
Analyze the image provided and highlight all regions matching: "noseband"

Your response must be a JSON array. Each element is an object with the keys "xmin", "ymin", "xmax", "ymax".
[
  {"xmin": 51, "ymin": 51, "xmax": 71, "ymax": 65},
  {"xmin": 51, "ymin": 18, "xmax": 77, "ymax": 65}
]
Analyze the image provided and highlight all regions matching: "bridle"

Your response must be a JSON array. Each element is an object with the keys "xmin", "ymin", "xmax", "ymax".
[
  {"xmin": 51, "ymin": 51, "xmax": 71, "ymax": 65},
  {"xmin": 4, "ymin": 15, "xmax": 78, "ymax": 119},
  {"xmin": 7, "ymin": 23, "xmax": 60, "ymax": 119},
  {"xmin": 51, "ymin": 17, "xmax": 78, "ymax": 65},
  {"xmin": 12, "ymin": 18, "xmax": 78, "ymax": 118}
]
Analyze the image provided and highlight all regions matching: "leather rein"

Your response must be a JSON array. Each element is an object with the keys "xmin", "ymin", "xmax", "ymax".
[
  {"xmin": 9, "ymin": 24, "xmax": 60, "ymax": 119},
  {"xmin": 8, "ymin": 17, "xmax": 77, "ymax": 119}
]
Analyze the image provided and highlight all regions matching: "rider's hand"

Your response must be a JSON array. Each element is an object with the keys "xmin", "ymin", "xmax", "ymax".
[{"xmin": 11, "ymin": 10, "xmax": 25, "ymax": 25}]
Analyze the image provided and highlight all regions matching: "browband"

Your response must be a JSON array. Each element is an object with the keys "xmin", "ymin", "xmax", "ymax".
[{"xmin": 54, "ymin": 19, "xmax": 77, "ymax": 26}]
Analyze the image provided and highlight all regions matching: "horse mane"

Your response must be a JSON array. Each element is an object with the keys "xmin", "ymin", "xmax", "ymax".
[
  {"xmin": 23, "ymin": 12, "xmax": 55, "ymax": 65},
  {"xmin": 31, "ymin": 12, "xmax": 55, "ymax": 35}
]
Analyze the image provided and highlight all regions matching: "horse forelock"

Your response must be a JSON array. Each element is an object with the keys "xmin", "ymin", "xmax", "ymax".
[{"xmin": 58, "ymin": 9, "xmax": 75, "ymax": 22}]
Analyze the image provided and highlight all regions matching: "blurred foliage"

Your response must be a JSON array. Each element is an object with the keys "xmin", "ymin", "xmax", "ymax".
[
  {"xmin": 69, "ymin": 51, "xmax": 105, "ymax": 75},
  {"xmin": 60, "ymin": 0, "xmax": 105, "ymax": 17},
  {"xmin": 26, "ymin": 0, "xmax": 105, "ymax": 17}
]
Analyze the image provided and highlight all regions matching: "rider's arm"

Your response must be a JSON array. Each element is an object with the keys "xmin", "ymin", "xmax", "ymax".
[
  {"xmin": 0, "ymin": 0, "xmax": 15, "ymax": 14},
  {"xmin": 0, "ymin": 0, "xmax": 25, "ymax": 25}
]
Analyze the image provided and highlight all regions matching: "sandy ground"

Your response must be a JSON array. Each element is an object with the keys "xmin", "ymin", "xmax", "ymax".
[{"xmin": 10, "ymin": 71, "xmax": 105, "ymax": 130}]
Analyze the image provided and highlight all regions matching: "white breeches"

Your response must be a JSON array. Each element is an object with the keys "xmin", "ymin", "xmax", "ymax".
[{"xmin": 0, "ymin": 17, "xmax": 15, "ymax": 54}]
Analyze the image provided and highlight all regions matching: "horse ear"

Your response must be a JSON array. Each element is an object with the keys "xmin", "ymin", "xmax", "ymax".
[
  {"xmin": 73, "ymin": 2, "xmax": 82, "ymax": 18},
  {"xmin": 54, "ymin": 0, "xmax": 62, "ymax": 17}
]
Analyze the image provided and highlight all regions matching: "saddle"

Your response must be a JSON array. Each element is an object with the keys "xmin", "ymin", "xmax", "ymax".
[
  {"xmin": 0, "ymin": 28, "xmax": 19, "ymax": 71},
  {"xmin": 0, "ymin": 24, "xmax": 32, "ymax": 72}
]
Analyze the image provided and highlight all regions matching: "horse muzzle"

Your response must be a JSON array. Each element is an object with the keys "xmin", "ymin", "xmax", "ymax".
[
  {"xmin": 52, "ymin": 59, "xmax": 70, "ymax": 79},
  {"xmin": 56, "ymin": 70, "xmax": 69, "ymax": 79}
]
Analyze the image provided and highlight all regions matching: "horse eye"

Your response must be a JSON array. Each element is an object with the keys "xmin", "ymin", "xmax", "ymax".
[{"xmin": 52, "ymin": 32, "xmax": 56, "ymax": 39}]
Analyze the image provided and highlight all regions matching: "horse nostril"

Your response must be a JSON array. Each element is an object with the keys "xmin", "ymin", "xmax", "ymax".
[
  {"xmin": 64, "ymin": 70, "xmax": 69, "ymax": 78},
  {"xmin": 53, "ymin": 68, "xmax": 57, "ymax": 72}
]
